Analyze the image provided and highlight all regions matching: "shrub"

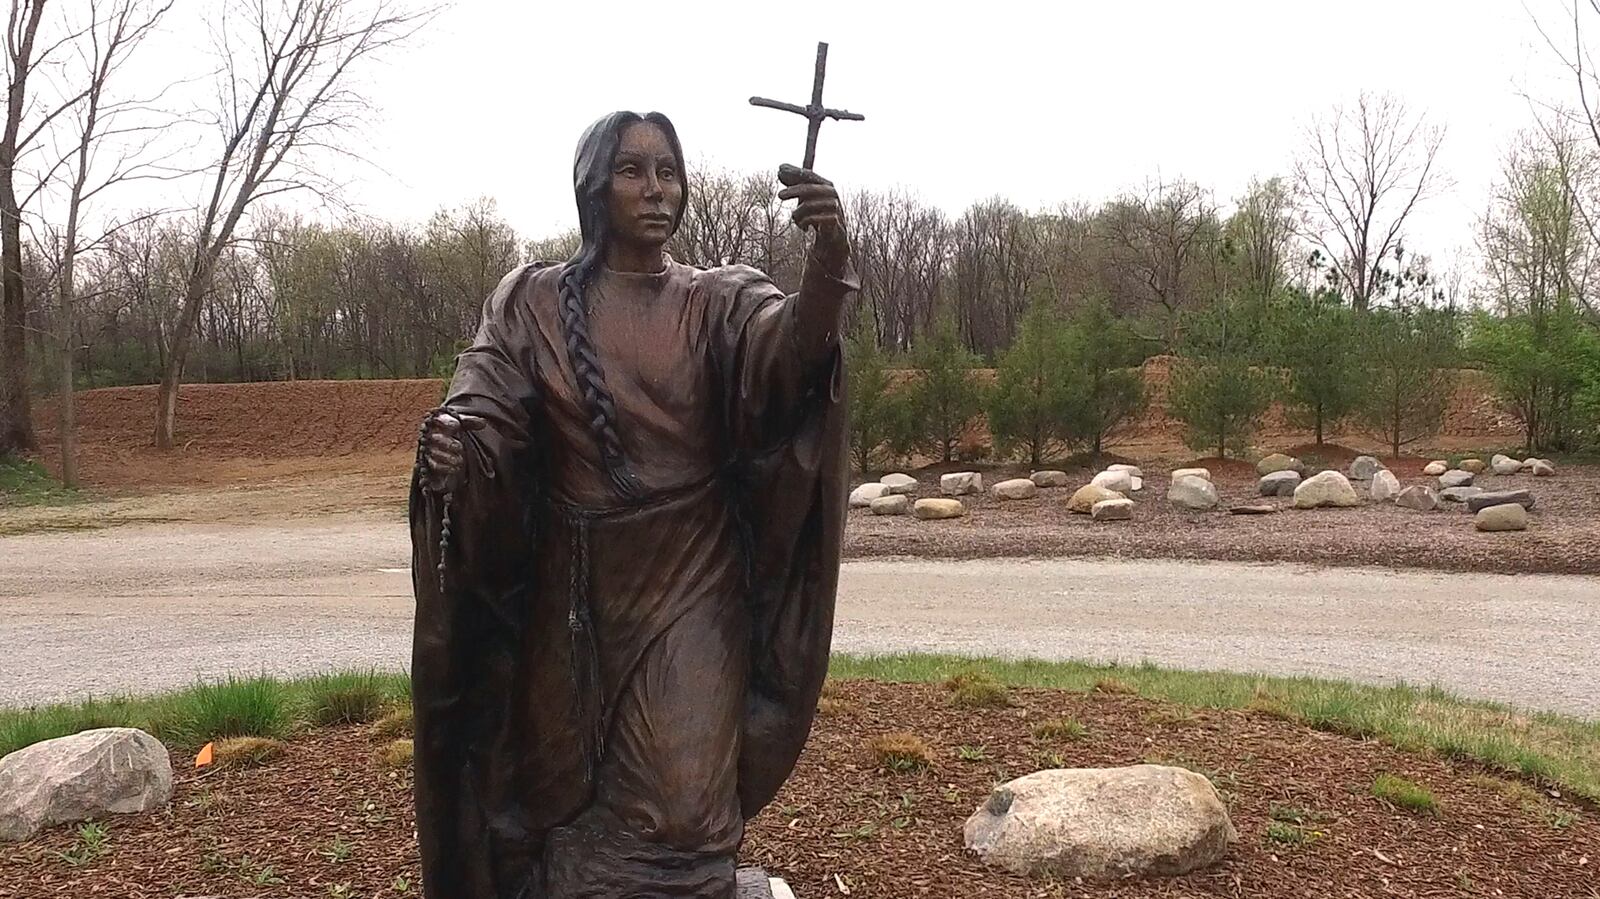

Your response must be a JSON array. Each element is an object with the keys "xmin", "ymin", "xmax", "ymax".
[
  {"xmin": 304, "ymin": 672, "xmax": 389, "ymax": 726},
  {"xmin": 149, "ymin": 676, "xmax": 292, "ymax": 749},
  {"xmin": 370, "ymin": 704, "xmax": 414, "ymax": 741},
  {"xmin": 868, "ymin": 732, "xmax": 933, "ymax": 773},
  {"xmin": 375, "ymin": 738, "xmax": 414, "ymax": 770},
  {"xmin": 943, "ymin": 672, "xmax": 1010, "ymax": 709}
]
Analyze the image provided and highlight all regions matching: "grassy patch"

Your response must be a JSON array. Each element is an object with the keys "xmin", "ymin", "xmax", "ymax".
[
  {"xmin": 211, "ymin": 736, "xmax": 286, "ymax": 769},
  {"xmin": 375, "ymin": 738, "xmax": 414, "ymax": 770},
  {"xmin": 0, "ymin": 455, "xmax": 78, "ymax": 509},
  {"xmin": 827, "ymin": 653, "xmax": 1600, "ymax": 803},
  {"xmin": 148, "ymin": 676, "xmax": 295, "ymax": 750},
  {"xmin": 303, "ymin": 671, "xmax": 389, "ymax": 726},
  {"xmin": 1031, "ymin": 717, "xmax": 1088, "ymax": 741},
  {"xmin": 943, "ymin": 671, "xmax": 1010, "ymax": 709},
  {"xmin": 868, "ymin": 732, "xmax": 933, "ymax": 773},
  {"xmin": 1373, "ymin": 773, "xmax": 1440, "ymax": 815},
  {"xmin": 1264, "ymin": 820, "xmax": 1317, "ymax": 847},
  {"xmin": 370, "ymin": 704, "xmax": 414, "ymax": 741}
]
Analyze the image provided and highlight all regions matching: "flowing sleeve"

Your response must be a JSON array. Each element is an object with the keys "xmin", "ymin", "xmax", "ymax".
[{"xmin": 408, "ymin": 262, "xmax": 545, "ymax": 896}]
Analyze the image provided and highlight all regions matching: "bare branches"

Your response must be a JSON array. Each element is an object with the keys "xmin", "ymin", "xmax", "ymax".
[{"xmin": 1292, "ymin": 91, "xmax": 1446, "ymax": 311}]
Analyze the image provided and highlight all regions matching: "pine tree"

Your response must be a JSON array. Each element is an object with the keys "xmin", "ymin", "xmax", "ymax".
[
  {"xmin": 1359, "ymin": 305, "xmax": 1458, "ymax": 457},
  {"xmin": 899, "ymin": 316, "xmax": 984, "ymax": 463},
  {"xmin": 1272, "ymin": 289, "xmax": 1366, "ymax": 445},
  {"xmin": 1168, "ymin": 299, "xmax": 1274, "ymax": 458},
  {"xmin": 1061, "ymin": 299, "xmax": 1147, "ymax": 458},
  {"xmin": 987, "ymin": 302, "xmax": 1077, "ymax": 467}
]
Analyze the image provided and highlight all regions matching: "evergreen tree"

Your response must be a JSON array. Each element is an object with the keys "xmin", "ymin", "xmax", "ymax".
[
  {"xmin": 1168, "ymin": 299, "xmax": 1274, "ymax": 458},
  {"xmin": 1061, "ymin": 298, "xmax": 1146, "ymax": 458},
  {"xmin": 1359, "ymin": 305, "xmax": 1459, "ymax": 457},
  {"xmin": 1272, "ymin": 289, "xmax": 1366, "ymax": 445},
  {"xmin": 898, "ymin": 316, "xmax": 984, "ymax": 463},
  {"xmin": 987, "ymin": 301, "xmax": 1076, "ymax": 466},
  {"xmin": 845, "ymin": 322, "xmax": 898, "ymax": 475}
]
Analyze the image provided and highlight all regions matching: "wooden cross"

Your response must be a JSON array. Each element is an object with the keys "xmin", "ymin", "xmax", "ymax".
[{"xmin": 749, "ymin": 42, "xmax": 865, "ymax": 170}]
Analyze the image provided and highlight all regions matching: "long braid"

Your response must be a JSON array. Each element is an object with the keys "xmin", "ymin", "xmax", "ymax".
[{"xmin": 557, "ymin": 257, "xmax": 645, "ymax": 498}]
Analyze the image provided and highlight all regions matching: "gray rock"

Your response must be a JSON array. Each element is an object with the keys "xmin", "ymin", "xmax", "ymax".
[
  {"xmin": 993, "ymin": 478, "xmax": 1040, "ymax": 501},
  {"xmin": 848, "ymin": 482, "xmax": 888, "ymax": 508},
  {"xmin": 736, "ymin": 869, "xmax": 795, "ymax": 899},
  {"xmin": 1532, "ymin": 459, "xmax": 1556, "ymax": 477},
  {"xmin": 1229, "ymin": 504, "xmax": 1278, "ymax": 515},
  {"xmin": 1091, "ymin": 498, "xmax": 1135, "ymax": 521},
  {"xmin": 1439, "ymin": 486, "xmax": 1485, "ymax": 503},
  {"xmin": 1107, "ymin": 464, "xmax": 1144, "ymax": 479},
  {"xmin": 1029, "ymin": 470, "xmax": 1070, "ymax": 488},
  {"xmin": 0, "ymin": 728, "xmax": 172, "ymax": 842},
  {"xmin": 963, "ymin": 765, "xmax": 1236, "ymax": 881},
  {"xmin": 940, "ymin": 472, "xmax": 983, "ymax": 496},
  {"xmin": 913, "ymin": 498, "xmax": 965, "ymax": 520},
  {"xmin": 1491, "ymin": 454, "xmax": 1522, "ymax": 476},
  {"xmin": 1171, "ymin": 467, "xmax": 1211, "ymax": 482},
  {"xmin": 1293, "ymin": 470, "xmax": 1361, "ymax": 509},
  {"xmin": 1348, "ymin": 455, "xmax": 1385, "ymax": 481},
  {"xmin": 1255, "ymin": 453, "xmax": 1302, "ymax": 476},
  {"xmin": 1438, "ymin": 470, "xmax": 1475, "ymax": 489},
  {"xmin": 1090, "ymin": 469, "xmax": 1135, "ymax": 494},
  {"xmin": 869, "ymin": 494, "xmax": 911, "ymax": 516},
  {"xmin": 1395, "ymin": 485, "xmax": 1438, "ymax": 511},
  {"xmin": 880, "ymin": 473, "xmax": 918, "ymax": 495},
  {"xmin": 1476, "ymin": 503, "xmax": 1529, "ymax": 532},
  {"xmin": 1167, "ymin": 476, "xmax": 1219, "ymax": 510},
  {"xmin": 1466, "ymin": 489, "xmax": 1535, "ymax": 513},
  {"xmin": 1370, "ymin": 470, "xmax": 1402, "ymax": 503},
  {"xmin": 1258, "ymin": 471, "xmax": 1302, "ymax": 497}
]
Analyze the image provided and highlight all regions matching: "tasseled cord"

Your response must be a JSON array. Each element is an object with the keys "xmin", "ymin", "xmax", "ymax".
[{"xmin": 416, "ymin": 410, "xmax": 454, "ymax": 594}]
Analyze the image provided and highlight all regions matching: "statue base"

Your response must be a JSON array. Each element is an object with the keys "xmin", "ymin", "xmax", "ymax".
[{"xmin": 736, "ymin": 867, "xmax": 796, "ymax": 898}]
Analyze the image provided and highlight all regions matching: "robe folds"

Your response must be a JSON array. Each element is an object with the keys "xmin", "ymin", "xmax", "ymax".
[{"xmin": 409, "ymin": 257, "xmax": 853, "ymax": 898}]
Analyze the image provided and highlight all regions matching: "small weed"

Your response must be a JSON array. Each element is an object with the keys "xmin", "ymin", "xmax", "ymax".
[
  {"xmin": 944, "ymin": 672, "xmax": 1010, "ymax": 709},
  {"xmin": 359, "ymin": 798, "xmax": 392, "ymax": 825},
  {"xmin": 1373, "ymin": 773, "xmax": 1440, "ymax": 815},
  {"xmin": 956, "ymin": 745, "xmax": 987, "ymax": 761},
  {"xmin": 1037, "ymin": 751, "xmax": 1068, "ymax": 769},
  {"xmin": 212, "ymin": 736, "xmax": 286, "ymax": 769},
  {"xmin": 53, "ymin": 821, "xmax": 109, "ymax": 866},
  {"xmin": 320, "ymin": 836, "xmax": 354, "ymax": 863},
  {"xmin": 1548, "ymin": 808, "xmax": 1579, "ymax": 829},
  {"xmin": 327, "ymin": 883, "xmax": 356, "ymax": 898},
  {"xmin": 392, "ymin": 875, "xmax": 413, "ymax": 893},
  {"xmin": 1268, "ymin": 804, "xmax": 1315, "ymax": 825},
  {"xmin": 868, "ymin": 732, "xmax": 933, "ymax": 774},
  {"xmin": 236, "ymin": 854, "xmax": 285, "ymax": 886},
  {"xmin": 831, "ymin": 822, "xmax": 878, "ymax": 842},
  {"xmin": 370, "ymin": 703, "xmax": 414, "ymax": 740},
  {"xmin": 1264, "ymin": 821, "xmax": 1316, "ymax": 846},
  {"xmin": 1032, "ymin": 717, "xmax": 1088, "ymax": 741},
  {"xmin": 376, "ymin": 738, "xmax": 414, "ymax": 770},
  {"xmin": 1145, "ymin": 707, "xmax": 1197, "ymax": 727},
  {"xmin": 816, "ymin": 696, "xmax": 855, "ymax": 717}
]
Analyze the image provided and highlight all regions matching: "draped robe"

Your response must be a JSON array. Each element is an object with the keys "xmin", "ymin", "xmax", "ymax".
[{"xmin": 409, "ymin": 256, "xmax": 854, "ymax": 898}]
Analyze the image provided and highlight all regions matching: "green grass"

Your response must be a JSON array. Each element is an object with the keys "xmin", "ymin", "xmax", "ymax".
[
  {"xmin": 2, "ymin": 654, "xmax": 1597, "ymax": 810},
  {"xmin": 1032, "ymin": 717, "xmax": 1089, "ymax": 741},
  {"xmin": 302, "ymin": 671, "xmax": 391, "ymax": 726},
  {"xmin": 1372, "ymin": 773, "xmax": 1441, "ymax": 814},
  {"xmin": 0, "ymin": 455, "xmax": 79, "ymax": 508}
]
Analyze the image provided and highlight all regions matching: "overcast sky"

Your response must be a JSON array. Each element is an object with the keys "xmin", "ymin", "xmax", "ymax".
[{"xmin": 97, "ymin": 1, "xmax": 1598, "ymax": 274}]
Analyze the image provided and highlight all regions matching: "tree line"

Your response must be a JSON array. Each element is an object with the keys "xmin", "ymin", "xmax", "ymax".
[{"xmin": 5, "ymin": 3, "xmax": 1600, "ymax": 486}]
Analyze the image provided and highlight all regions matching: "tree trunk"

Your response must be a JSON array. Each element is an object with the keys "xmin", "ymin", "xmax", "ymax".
[
  {"xmin": 58, "ymin": 280, "xmax": 77, "ymax": 488},
  {"xmin": 0, "ymin": 171, "xmax": 31, "ymax": 454}
]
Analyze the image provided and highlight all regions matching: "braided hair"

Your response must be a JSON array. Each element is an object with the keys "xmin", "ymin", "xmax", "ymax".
[{"xmin": 561, "ymin": 111, "xmax": 687, "ymax": 499}]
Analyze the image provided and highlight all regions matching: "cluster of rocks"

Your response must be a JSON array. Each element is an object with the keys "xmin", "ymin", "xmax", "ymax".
[{"xmin": 850, "ymin": 464, "xmax": 1146, "ymax": 524}]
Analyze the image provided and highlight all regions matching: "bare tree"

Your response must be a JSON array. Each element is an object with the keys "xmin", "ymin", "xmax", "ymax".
[
  {"xmin": 36, "ymin": 0, "xmax": 172, "ymax": 485},
  {"xmin": 153, "ymin": 0, "xmax": 428, "ymax": 449},
  {"xmin": 1225, "ymin": 176, "xmax": 1296, "ymax": 303},
  {"xmin": 1097, "ymin": 179, "xmax": 1222, "ymax": 345},
  {"xmin": 1292, "ymin": 91, "xmax": 1445, "ymax": 312},
  {"xmin": 848, "ymin": 188, "xmax": 947, "ymax": 350}
]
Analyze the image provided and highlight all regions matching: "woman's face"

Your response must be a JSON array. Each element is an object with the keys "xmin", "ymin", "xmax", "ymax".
[{"xmin": 606, "ymin": 122, "xmax": 683, "ymax": 248}]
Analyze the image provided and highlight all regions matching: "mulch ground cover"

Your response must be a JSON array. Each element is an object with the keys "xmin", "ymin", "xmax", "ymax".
[
  {"xmin": 843, "ymin": 460, "xmax": 1600, "ymax": 576},
  {"xmin": 3, "ymin": 681, "xmax": 1594, "ymax": 898}
]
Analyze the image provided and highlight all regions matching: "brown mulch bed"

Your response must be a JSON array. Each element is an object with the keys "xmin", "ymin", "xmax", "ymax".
[
  {"xmin": 3, "ymin": 682, "xmax": 1595, "ymax": 898},
  {"xmin": 843, "ymin": 460, "xmax": 1600, "ymax": 575}
]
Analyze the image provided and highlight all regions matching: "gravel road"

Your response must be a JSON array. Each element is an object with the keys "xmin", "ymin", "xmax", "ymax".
[{"xmin": 3, "ymin": 513, "xmax": 1597, "ymax": 715}]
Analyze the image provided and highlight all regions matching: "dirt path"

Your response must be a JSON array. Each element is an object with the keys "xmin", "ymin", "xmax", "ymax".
[{"xmin": 3, "ymin": 513, "xmax": 1597, "ymax": 715}]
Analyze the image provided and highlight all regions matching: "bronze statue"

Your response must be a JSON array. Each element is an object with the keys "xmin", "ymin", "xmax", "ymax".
[{"xmin": 409, "ymin": 109, "xmax": 856, "ymax": 898}]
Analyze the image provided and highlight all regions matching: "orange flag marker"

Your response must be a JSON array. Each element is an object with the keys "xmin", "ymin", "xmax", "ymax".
[{"xmin": 194, "ymin": 742, "xmax": 214, "ymax": 768}]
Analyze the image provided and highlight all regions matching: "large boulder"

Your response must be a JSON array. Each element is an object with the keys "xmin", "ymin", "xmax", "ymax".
[
  {"xmin": 993, "ymin": 478, "xmax": 1040, "ymax": 501},
  {"xmin": 1476, "ymin": 503, "xmax": 1529, "ymax": 532},
  {"xmin": 1438, "ymin": 470, "xmax": 1475, "ymax": 489},
  {"xmin": 1532, "ymin": 459, "xmax": 1556, "ymax": 477},
  {"xmin": 1167, "ymin": 476, "xmax": 1219, "ymax": 511},
  {"xmin": 869, "ymin": 494, "xmax": 911, "ymax": 516},
  {"xmin": 1255, "ymin": 453, "xmax": 1302, "ymax": 476},
  {"xmin": 1107, "ymin": 464, "xmax": 1144, "ymax": 479},
  {"xmin": 963, "ymin": 765, "xmax": 1236, "ymax": 881},
  {"xmin": 913, "ymin": 498, "xmax": 966, "ymax": 520},
  {"xmin": 1030, "ymin": 470, "xmax": 1070, "ymax": 488},
  {"xmin": 1091, "ymin": 498, "xmax": 1135, "ymax": 521},
  {"xmin": 1090, "ymin": 469, "xmax": 1135, "ymax": 494},
  {"xmin": 1068, "ymin": 484, "xmax": 1125, "ymax": 514},
  {"xmin": 1258, "ymin": 471, "xmax": 1301, "ymax": 497},
  {"xmin": 940, "ymin": 472, "xmax": 983, "ymax": 496},
  {"xmin": 1293, "ymin": 470, "xmax": 1361, "ymax": 509},
  {"xmin": 1466, "ymin": 489, "xmax": 1535, "ymax": 513},
  {"xmin": 1460, "ymin": 458, "xmax": 1488, "ymax": 474},
  {"xmin": 1171, "ymin": 467, "xmax": 1211, "ymax": 483},
  {"xmin": 1370, "ymin": 470, "xmax": 1402, "ymax": 503},
  {"xmin": 0, "ymin": 728, "xmax": 172, "ymax": 842},
  {"xmin": 848, "ymin": 482, "xmax": 888, "ymax": 508},
  {"xmin": 1423, "ymin": 460, "xmax": 1449, "ymax": 476},
  {"xmin": 1439, "ymin": 486, "xmax": 1485, "ymax": 504},
  {"xmin": 880, "ymin": 473, "xmax": 919, "ymax": 495},
  {"xmin": 1348, "ymin": 455, "xmax": 1385, "ymax": 481},
  {"xmin": 1395, "ymin": 485, "xmax": 1438, "ymax": 511},
  {"xmin": 1491, "ymin": 454, "xmax": 1523, "ymax": 476}
]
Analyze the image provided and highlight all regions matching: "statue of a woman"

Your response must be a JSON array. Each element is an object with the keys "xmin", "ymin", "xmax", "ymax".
[{"xmin": 409, "ymin": 110, "xmax": 856, "ymax": 898}]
